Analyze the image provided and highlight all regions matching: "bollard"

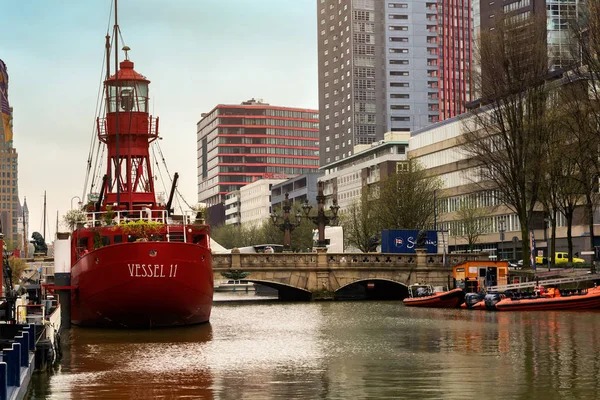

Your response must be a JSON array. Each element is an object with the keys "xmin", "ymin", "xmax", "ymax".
[
  {"xmin": 29, "ymin": 324, "xmax": 36, "ymax": 351},
  {"xmin": 3, "ymin": 349, "xmax": 11, "ymax": 387},
  {"xmin": 4, "ymin": 347, "xmax": 16, "ymax": 387},
  {"xmin": 23, "ymin": 326, "xmax": 34, "ymax": 352},
  {"xmin": 0, "ymin": 362, "xmax": 6, "ymax": 400},
  {"xmin": 16, "ymin": 336, "xmax": 27, "ymax": 368},
  {"xmin": 11, "ymin": 344, "xmax": 20, "ymax": 387}
]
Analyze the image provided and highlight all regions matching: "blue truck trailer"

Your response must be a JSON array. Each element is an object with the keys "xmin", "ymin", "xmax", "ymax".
[{"xmin": 381, "ymin": 229, "xmax": 438, "ymax": 254}]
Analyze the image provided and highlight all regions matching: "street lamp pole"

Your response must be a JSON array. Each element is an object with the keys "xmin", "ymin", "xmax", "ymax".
[
  {"xmin": 302, "ymin": 181, "xmax": 340, "ymax": 249},
  {"xmin": 499, "ymin": 219, "xmax": 506, "ymax": 261},
  {"xmin": 270, "ymin": 193, "xmax": 302, "ymax": 252},
  {"xmin": 71, "ymin": 196, "xmax": 82, "ymax": 210}
]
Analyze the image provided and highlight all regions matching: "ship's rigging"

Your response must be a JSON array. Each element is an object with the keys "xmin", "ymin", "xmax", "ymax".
[{"xmin": 81, "ymin": 1, "xmax": 193, "ymax": 214}]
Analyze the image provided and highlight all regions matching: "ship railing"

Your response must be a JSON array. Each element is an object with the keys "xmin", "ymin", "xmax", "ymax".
[
  {"xmin": 85, "ymin": 209, "xmax": 170, "ymax": 226},
  {"xmin": 84, "ymin": 209, "xmax": 198, "ymax": 242}
]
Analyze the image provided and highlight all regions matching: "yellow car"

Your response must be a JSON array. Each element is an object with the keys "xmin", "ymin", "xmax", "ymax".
[{"xmin": 536, "ymin": 252, "xmax": 585, "ymax": 265}]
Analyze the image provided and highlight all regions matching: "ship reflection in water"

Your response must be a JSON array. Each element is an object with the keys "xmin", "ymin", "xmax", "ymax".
[{"xmin": 28, "ymin": 302, "xmax": 600, "ymax": 399}]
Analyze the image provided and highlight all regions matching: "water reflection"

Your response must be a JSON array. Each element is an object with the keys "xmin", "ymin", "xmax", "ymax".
[{"xmin": 28, "ymin": 302, "xmax": 600, "ymax": 399}]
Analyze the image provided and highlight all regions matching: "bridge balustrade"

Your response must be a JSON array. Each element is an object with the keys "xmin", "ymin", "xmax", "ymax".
[{"xmin": 212, "ymin": 252, "xmax": 484, "ymax": 270}]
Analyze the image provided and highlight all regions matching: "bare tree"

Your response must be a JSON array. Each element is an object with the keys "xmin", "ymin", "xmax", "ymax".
[
  {"xmin": 374, "ymin": 160, "xmax": 442, "ymax": 231},
  {"xmin": 460, "ymin": 15, "xmax": 552, "ymax": 268},
  {"xmin": 340, "ymin": 188, "xmax": 380, "ymax": 253},
  {"xmin": 456, "ymin": 197, "xmax": 491, "ymax": 250},
  {"xmin": 565, "ymin": 2, "xmax": 600, "ymax": 267}
]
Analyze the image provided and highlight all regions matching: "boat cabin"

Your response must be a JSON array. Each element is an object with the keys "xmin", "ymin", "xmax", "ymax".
[{"xmin": 453, "ymin": 261, "xmax": 509, "ymax": 292}]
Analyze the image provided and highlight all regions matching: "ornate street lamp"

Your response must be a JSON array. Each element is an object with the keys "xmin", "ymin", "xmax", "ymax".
[
  {"xmin": 303, "ymin": 181, "xmax": 340, "ymax": 249},
  {"xmin": 270, "ymin": 193, "xmax": 303, "ymax": 251}
]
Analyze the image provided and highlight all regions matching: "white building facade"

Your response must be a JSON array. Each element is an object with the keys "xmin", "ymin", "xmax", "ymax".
[
  {"xmin": 239, "ymin": 179, "xmax": 286, "ymax": 228},
  {"xmin": 320, "ymin": 132, "xmax": 410, "ymax": 211}
]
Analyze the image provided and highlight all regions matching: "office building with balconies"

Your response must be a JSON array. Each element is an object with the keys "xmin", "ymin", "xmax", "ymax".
[{"xmin": 197, "ymin": 99, "xmax": 319, "ymax": 210}]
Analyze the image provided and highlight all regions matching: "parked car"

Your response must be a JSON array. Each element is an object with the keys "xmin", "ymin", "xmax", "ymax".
[
  {"xmin": 504, "ymin": 259, "xmax": 520, "ymax": 269},
  {"xmin": 535, "ymin": 252, "xmax": 584, "ymax": 265}
]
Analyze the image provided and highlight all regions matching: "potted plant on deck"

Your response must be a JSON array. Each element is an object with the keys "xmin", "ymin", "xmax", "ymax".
[
  {"xmin": 191, "ymin": 203, "xmax": 207, "ymax": 224},
  {"xmin": 119, "ymin": 220, "xmax": 164, "ymax": 241},
  {"xmin": 63, "ymin": 209, "xmax": 88, "ymax": 231}
]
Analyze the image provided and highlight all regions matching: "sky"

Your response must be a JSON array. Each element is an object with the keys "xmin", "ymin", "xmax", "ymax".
[{"xmin": 2, "ymin": 0, "xmax": 318, "ymax": 240}]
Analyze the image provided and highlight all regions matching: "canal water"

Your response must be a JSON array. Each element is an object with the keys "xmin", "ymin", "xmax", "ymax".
[{"xmin": 27, "ymin": 293, "xmax": 600, "ymax": 399}]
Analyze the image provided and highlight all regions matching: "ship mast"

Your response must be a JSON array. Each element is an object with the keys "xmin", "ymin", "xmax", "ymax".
[
  {"xmin": 114, "ymin": 0, "xmax": 121, "ymax": 206},
  {"xmin": 97, "ymin": 0, "xmax": 160, "ymax": 213},
  {"xmin": 43, "ymin": 190, "xmax": 46, "ymax": 241}
]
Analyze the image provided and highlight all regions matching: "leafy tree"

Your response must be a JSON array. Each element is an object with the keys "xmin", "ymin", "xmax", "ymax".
[
  {"xmin": 8, "ymin": 256, "xmax": 27, "ymax": 286},
  {"xmin": 374, "ymin": 160, "xmax": 441, "ymax": 230},
  {"xmin": 210, "ymin": 202, "xmax": 315, "ymax": 252}
]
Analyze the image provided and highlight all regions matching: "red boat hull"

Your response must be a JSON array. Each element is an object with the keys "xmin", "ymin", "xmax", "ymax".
[
  {"xmin": 403, "ymin": 288, "xmax": 465, "ymax": 308},
  {"xmin": 494, "ymin": 288, "xmax": 600, "ymax": 311},
  {"xmin": 70, "ymin": 241, "xmax": 213, "ymax": 328}
]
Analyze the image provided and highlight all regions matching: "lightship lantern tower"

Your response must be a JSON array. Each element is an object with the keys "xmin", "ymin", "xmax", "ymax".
[{"xmin": 97, "ymin": 49, "xmax": 160, "ymax": 212}]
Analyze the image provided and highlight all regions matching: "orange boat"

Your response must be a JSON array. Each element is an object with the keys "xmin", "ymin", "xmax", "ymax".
[
  {"xmin": 461, "ymin": 292, "xmax": 486, "ymax": 310},
  {"xmin": 403, "ymin": 284, "xmax": 465, "ymax": 308},
  {"xmin": 492, "ymin": 286, "xmax": 600, "ymax": 311}
]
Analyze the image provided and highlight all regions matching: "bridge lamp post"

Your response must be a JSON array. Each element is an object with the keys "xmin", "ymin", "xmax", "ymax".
[
  {"xmin": 270, "ymin": 193, "xmax": 303, "ymax": 252},
  {"xmin": 302, "ymin": 182, "xmax": 340, "ymax": 249}
]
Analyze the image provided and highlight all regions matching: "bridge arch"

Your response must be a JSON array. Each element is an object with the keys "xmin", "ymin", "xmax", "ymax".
[
  {"xmin": 244, "ymin": 279, "xmax": 312, "ymax": 301},
  {"xmin": 335, "ymin": 279, "xmax": 409, "ymax": 300}
]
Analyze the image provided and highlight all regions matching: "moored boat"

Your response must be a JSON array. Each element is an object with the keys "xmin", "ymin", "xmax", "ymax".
[
  {"xmin": 215, "ymin": 280, "xmax": 256, "ymax": 292},
  {"xmin": 403, "ymin": 284, "xmax": 465, "ymax": 308},
  {"xmin": 491, "ymin": 286, "xmax": 600, "ymax": 311},
  {"xmin": 461, "ymin": 292, "xmax": 486, "ymax": 309},
  {"xmin": 54, "ymin": 1, "xmax": 213, "ymax": 328}
]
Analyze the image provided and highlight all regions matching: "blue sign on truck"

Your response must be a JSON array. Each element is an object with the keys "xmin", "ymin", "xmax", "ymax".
[{"xmin": 381, "ymin": 230, "xmax": 438, "ymax": 254}]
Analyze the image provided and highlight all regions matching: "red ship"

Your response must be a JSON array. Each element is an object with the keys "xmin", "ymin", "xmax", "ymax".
[{"xmin": 57, "ymin": 5, "xmax": 213, "ymax": 328}]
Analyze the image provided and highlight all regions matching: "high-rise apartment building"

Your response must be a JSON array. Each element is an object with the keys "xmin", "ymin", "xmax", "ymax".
[
  {"xmin": 477, "ymin": 0, "xmax": 583, "ymax": 70},
  {"xmin": 317, "ymin": 0, "xmax": 443, "ymax": 166},
  {"xmin": 438, "ymin": 0, "xmax": 473, "ymax": 120},
  {"xmin": 196, "ymin": 99, "xmax": 319, "ymax": 206},
  {"xmin": 0, "ymin": 60, "xmax": 21, "ymax": 250}
]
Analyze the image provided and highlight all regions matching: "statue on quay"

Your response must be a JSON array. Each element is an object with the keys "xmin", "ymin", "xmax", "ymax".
[{"xmin": 31, "ymin": 232, "xmax": 48, "ymax": 256}]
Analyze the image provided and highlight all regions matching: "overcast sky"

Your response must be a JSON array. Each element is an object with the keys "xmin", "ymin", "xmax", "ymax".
[{"xmin": 2, "ymin": 0, "xmax": 318, "ymax": 240}]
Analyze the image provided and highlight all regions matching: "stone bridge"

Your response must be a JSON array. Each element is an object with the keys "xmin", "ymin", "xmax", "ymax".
[{"xmin": 212, "ymin": 249, "xmax": 487, "ymax": 300}]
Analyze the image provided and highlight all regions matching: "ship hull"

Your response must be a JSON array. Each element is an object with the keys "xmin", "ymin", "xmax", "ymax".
[
  {"xmin": 70, "ymin": 241, "xmax": 213, "ymax": 328},
  {"xmin": 493, "ymin": 288, "xmax": 600, "ymax": 311},
  {"xmin": 403, "ymin": 288, "xmax": 465, "ymax": 308}
]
